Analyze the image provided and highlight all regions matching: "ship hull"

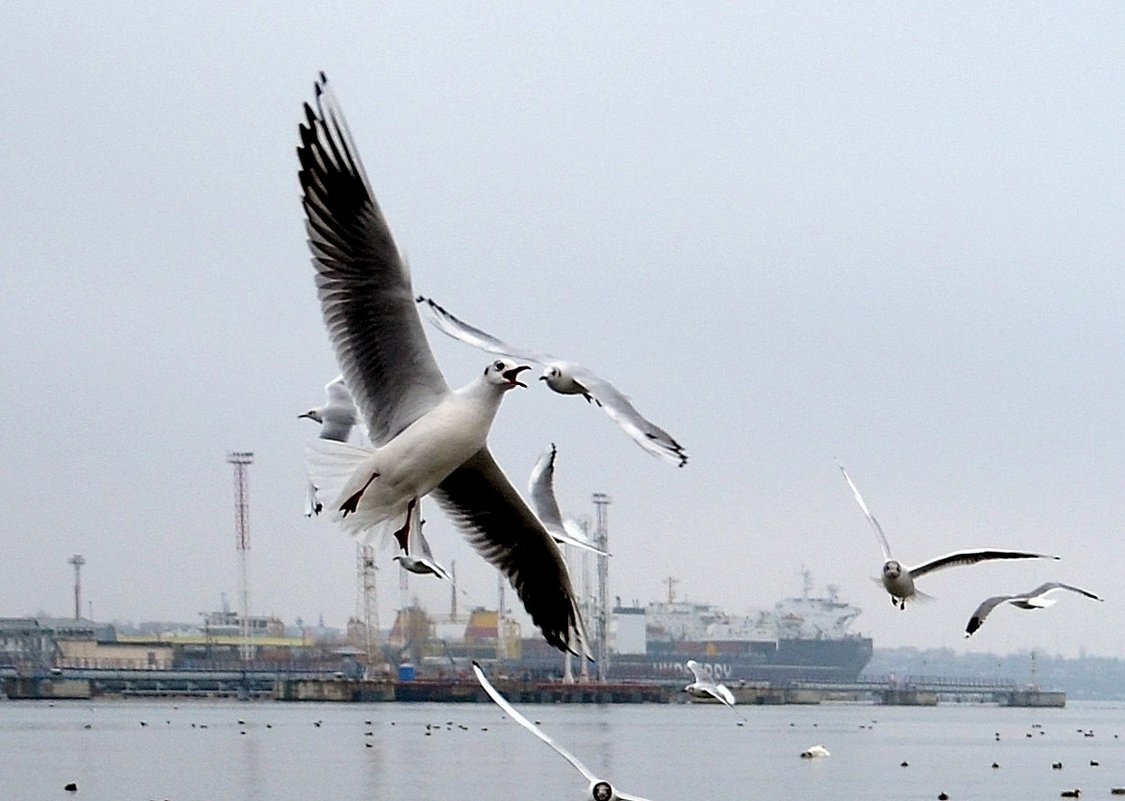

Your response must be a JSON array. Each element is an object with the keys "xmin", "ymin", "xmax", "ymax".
[
  {"xmin": 515, "ymin": 635, "xmax": 873, "ymax": 684},
  {"xmin": 607, "ymin": 636, "xmax": 873, "ymax": 683}
]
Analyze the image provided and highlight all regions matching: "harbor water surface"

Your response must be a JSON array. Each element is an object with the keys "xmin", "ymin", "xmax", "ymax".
[{"xmin": 3, "ymin": 698, "xmax": 1123, "ymax": 800}]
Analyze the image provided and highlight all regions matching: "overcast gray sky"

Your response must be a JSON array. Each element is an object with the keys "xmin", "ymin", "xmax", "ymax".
[{"xmin": 2, "ymin": 3, "xmax": 1123, "ymax": 659}]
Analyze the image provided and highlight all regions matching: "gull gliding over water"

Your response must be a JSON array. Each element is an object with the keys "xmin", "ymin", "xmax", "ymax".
[
  {"xmin": 964, "ymin": 582, "xmax": 1103, "ymax": 638},
  {"xmin": 836, "ymin": 462, "xmax": 1058, "ymax": 609},
  {"xmin": 299, "ymin": 375, "xmax": 359, "ymax": 516},
  {"xmin": 297, "ymin": 72, "xmax": 589, "ymax": 658},
  {"xmin": 684, "ymin": 659, "xmax": 745, "ymax": 725},
  {"xmin": 416, "ymin": 296, "xmax": 688, "ymax": 467},
  {"xmin": 473, "ymin": 662, "xmax": 654, "ymax": 801},
  {"xmin": 528, "ymin": 444, "xmax": 609, "ymax": 557}
]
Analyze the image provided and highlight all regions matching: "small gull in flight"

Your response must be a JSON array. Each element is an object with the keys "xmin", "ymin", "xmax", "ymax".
[
  {"xmin": 394, "ymin": 513, "xmax": 453, "ymax": 583},
  {"xmin": 836, "ymin": 461, "xmax": 1058, "ymax": 610},
  {"xmin": 964, "ymin": 582, "xmax": 1103, "ymax": 638},
  {"xmin": 416, "ymin": 296, "xmax": 687, "ymax": 467},
  {"xmin": 298, "ymin": 73, "xmax": 589, "ymax": 658},
  {"xmin": 472, "ymin": 662, "xmax": 654, "ymax": 801},
  {"xmin": 684, "ymin": 659, "xmax": 745, "ymax": 725},
  {"xmin": 299, "ymin": 375, "xmax": 360, "ymax": 516},
  {"xmin": 529, "ymin": 444, "xmax": 609, "ymax": 557}
]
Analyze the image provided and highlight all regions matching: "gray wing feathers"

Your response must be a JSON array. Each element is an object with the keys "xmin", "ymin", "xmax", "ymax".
[
  {"xmin": 1025, "ymin": 582, "xmax": 1103, "ymax": 602},
  {"xmin": 298, "ymin": 75, "xmax": 449, "ymax": 447},
  {"xmin": 570, "ymin": 367, "xmax": 687, "ymax": 467},
  {"xmin": 528, "ymin": 444, "xmax": 566, "ymax": 533},
  {"xmin": 836, "ymin": 462, "xmax": 893, "ymax": 560},
  {"xmin": 473, "ymin": 662, "xmax": 597, "ymax": 785},
  {"xmin": 417, "ymin": 296, "xmax": 553, "ymax": 363}
]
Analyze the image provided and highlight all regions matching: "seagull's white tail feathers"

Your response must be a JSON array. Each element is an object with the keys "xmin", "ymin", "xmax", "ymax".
[
  {"xmin": 304, "ymin": 438, "xmax": 401, "ymax": 539},
  {"xmin": 1023, "ymin": 596, "xmax": 1057, "ymax": 609},
  {"xmin": 911, "ymin": 588, "xmax": 937, "ymax": 604}
]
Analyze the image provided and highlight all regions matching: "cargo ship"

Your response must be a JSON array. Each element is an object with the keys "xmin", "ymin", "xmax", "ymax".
[{"xmin": 602, "ymin": 570, "xmax": 873, "ymax": 683}]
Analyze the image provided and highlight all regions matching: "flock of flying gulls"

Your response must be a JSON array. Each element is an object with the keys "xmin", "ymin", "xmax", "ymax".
[{"xmin": 293, "ymin": 73, "xmax": 1102, "ymax": 800}]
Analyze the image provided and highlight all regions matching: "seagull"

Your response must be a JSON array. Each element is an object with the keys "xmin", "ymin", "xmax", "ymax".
[
  {"xmin": 964, "ymin": 582, "xmax": 1103, "ymax": 637},
  {"xmin": 472, "ymin": 662, "xmax": 654, "ymax": 801},
  {"xmin": 800, "ymin": 745, "xmax": 830, "ymax": 759},
  {"xmin": 528, "ymin": 444, "xmax": 609, "ymax": 557},
  {"xmin": 684, "ymin": 660, "xmax": 736, "ymax": 706},
  {"xmin": 299, "ymin": 375, "xmax": 360, "ymax": 516},
  {"xmin": 416, "ymin": 296, "xmax": 687, "ymax": 467},
  {"xmin": 836, "ymin": 461, "xmax": 1058, "ymax": 609},
  {"xmin": 298, "ymin": 72, "xmax": 589, "ymax": 658},
  {"xmin": 393, "ymin": 514, "xmax": 453, "ymax": 582},
  {"xmin": 683, "ymin": 660, "xmax": 745, "ymax": 725}
]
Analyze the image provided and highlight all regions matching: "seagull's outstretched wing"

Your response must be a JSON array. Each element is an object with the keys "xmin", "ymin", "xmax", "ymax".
[
  {"xmin": 836, "ymin": 461, "xmax": 892, "ymax": 560},
  {"xmin": 566, "ymin": 365, "xmax": 687, "ymax": 467},
  {"xmin": 909, "ymin": 549, "xmax": 1058, "ymax": 580},
  {"xmin": 963, "ymin": 593, "xmax": 1020, "ymax": 637},
  {"xmin": 686, "ymin": 660, "xmax": 706, "ymax": 683},
  {"xmin": 419, "ymin": 296, "xmax": 687, "ymax": 467},
  {"xmin": 299, "ymin": 74, "xmax": 449, "ymax": 447},
  {"xmin": 417, "ymin": 295, "xmax": 554, "ymax": 363},
  {"xmin": 433, "ymin": 449, "xmax": 590, "ymax": 659},
  {"xmin": 473, "ymin": 663, "xmax": 654, "ymax": 801},
  {"xmin": 528, "ymin": 444, "xmax": 566, "ymax": 533},
  {"xmin": 1021, "ymin": 582, "xmax": 1103, "ymax": 603},
  {"xmin": 319, "ymin": 376, "xmax": 358, "ymax": 442},
  {"xmin": 528, "ymin": 444, "xmax": 610, "ymax": 556},
  {"xmin": 473, "ymin": 662, "xmax": 597, "ymax": 785},
  {"xmin": 410, "ymin": 523, "xmax": 453, "ymax": 583}
]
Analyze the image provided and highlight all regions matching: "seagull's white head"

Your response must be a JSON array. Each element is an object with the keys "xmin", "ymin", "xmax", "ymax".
[
  {"xmin": 539, "ymin": 362, "xmax": 582, "ymax": 394},
  {"xmin": 298, "ymin": 407, "xmax": 324, "ymax": 423},
  {"xmin": 883, "ymin": 560, "xmax": 902, "ymax": 580},
  {"xmin": 484, "ymin": 359, "xmax": 531, "ymax": 390}
]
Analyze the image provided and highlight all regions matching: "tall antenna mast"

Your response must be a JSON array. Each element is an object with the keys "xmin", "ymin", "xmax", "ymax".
[
  {"xmin": 67, "ymin": 554, "xmax": 85, "ymax": 620},
  {"xmin": 592, "ymin": 492, "xmax": 612, "ymax": 682},
  {"xmin": 357, "ymin": 543, "xmax": 378, "ymax": 667},
  {"xmin": 227, "ymin": 451, "xmax": 254, "ymax": 662}
]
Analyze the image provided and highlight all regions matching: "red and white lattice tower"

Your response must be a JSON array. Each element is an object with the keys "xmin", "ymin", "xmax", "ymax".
[{"xmin": 228, "ymin": 451, "xmax": 254, "ymax": 662}]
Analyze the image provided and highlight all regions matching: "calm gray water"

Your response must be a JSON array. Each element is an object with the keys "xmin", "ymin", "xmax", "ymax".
[{"xmin": 2, "ymin": 698, "xmax": 1123, "ymax": 800}]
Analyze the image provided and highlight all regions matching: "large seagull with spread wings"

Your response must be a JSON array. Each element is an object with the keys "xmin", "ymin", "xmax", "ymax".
[{"xmin": 297, "ymin": 73, "xmax": 589, "ymax": 658}]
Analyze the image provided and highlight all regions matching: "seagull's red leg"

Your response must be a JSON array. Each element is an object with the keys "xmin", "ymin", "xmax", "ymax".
[
  {"xmin": 391, "ymin": 498, "xmax": 417, "ymax": 553},
  {"xmin": 340, "ymin": 472, "xmax": 380, "ymax": 516}
]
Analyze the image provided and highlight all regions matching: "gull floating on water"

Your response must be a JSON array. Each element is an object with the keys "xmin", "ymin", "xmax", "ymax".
[
  {"xmin": 529, "ymin": 444, "xmax": 609, "ymax": 557},
  {"xmin": 297, "ymin": 72, "xmax": 589, "ymax": 658},
  {"xmin": 800, "ymin": 745, "xmax": 830, "ymax": 759},
  {"xmin": 836, "ymin": 461, "xmax": 1057, "ymax": 609},
  {"xmin": 416, "ymin": 296, "xmax": 687, "ymax": 467},
  {"xmin": 472, "ymin": 662, "xmax": 654, "ymax": 801},
  {"xmin": 394, "ymin": 514, "xmax": 453, "ymax": 582},
  {"xmin": 299, "ymin": 375, "xmax": 360, "ymax": 516},
  {"xmin": 964, "ymin": 582, "xmax": 1103, "ymax": 638}
]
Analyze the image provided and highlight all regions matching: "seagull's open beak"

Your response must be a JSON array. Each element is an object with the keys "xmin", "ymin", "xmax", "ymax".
[{"xmin": 503, "ymin": 365, "xmax": 531, "ymax": 387}]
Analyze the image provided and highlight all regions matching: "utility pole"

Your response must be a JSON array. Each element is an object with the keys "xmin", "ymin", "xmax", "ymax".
[
  {"xmin": 67, "ymin": 554, "xmax": 85, "ymax": 620},
  {"xmin": 592, "ymin": 493, "xmax": 611, "ymax": 682},
  {"xmin": 227, "ymin": 451, "xmax": 254, "ymax": 662}
]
